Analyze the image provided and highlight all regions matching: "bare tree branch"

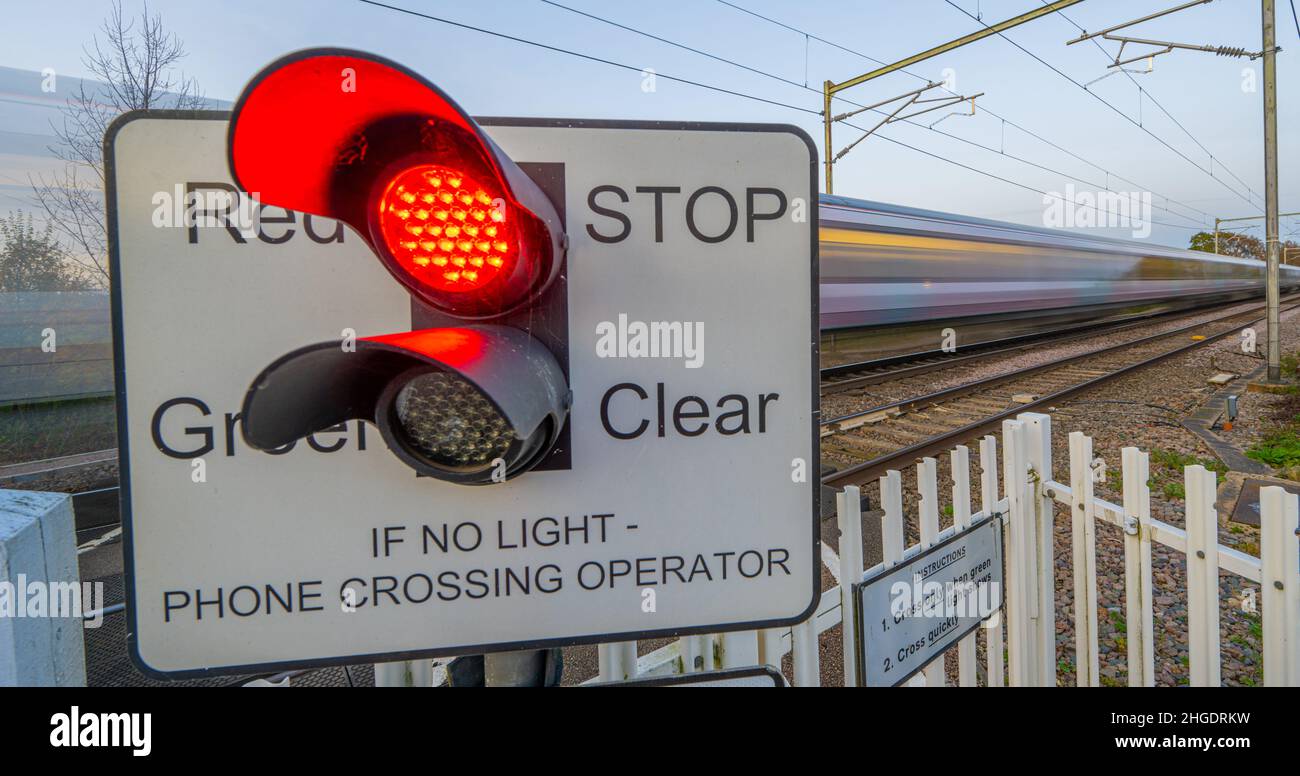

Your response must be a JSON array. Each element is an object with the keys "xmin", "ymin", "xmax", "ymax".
[{"xmin": 29, "ymin": 0, "xmax": 204, "ymax": 287}]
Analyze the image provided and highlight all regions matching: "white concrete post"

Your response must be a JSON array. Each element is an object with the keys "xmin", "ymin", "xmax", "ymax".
[
  {"xmin": 1020, "ymin": 413, "xmax": 1056, "ymax": 687},
  {"xmin": 791, "ymin": 615, "xmax": 820, "ymax": 686},
  {"xmin": 1260, "ymin": 486, "xmax": 1300, "ymax": 686},
  {"xmin": 1184, "ymin": 464, "xmax": 1221, "ymax": 687},
  {"xmin": 1001, "ymin": 419, "xmax": 1032, "ymax": 686},
  {"xmin": 837, "ymin": 485, "xmax": 865, "ymax": 687},
  {"xmin": 880, "ymin": 471, "xmax": 905, "ymax": 569},
  {"xmin": 1068, "ymin": 431, "xmax": 1100, "ymax": 687},
  {"xmin": 374, "ymin": 660, "xmax": 433, "ymax": 687},
  {"xmin": 720, "ymin": 631, "xmax": 760, "ymax": 668},
  {"xmin": 1121, "ymin": 447, "xmax": 1155, "ymax": 687},
  {"xmin": 694, "ymin": 634, "xmax": 716, "ymax": 671},
  {"xmin": 951, "ymin": 445, "xmax": 977, "ymax": 687},
  {"xmin": 879, "ymin": 471, "xmax": 913, "ymax": 685},
  {"xmin": 917, "ymin": 457, "xmax": 944, "ymax": 687},
  {"xmin": 0, "ymin": 490, "xmax": 85, "ymax": 686},
  {"xmin": 979, "ymin": 435, "xmax": 1005, "ymax": 687},
  {"xmin": 597, "ymin": 641, "xmax": 638, "ymax": 681},
  {"xmin": 677, "ymin": 636, "xmax": 699, "ymax": 673},
  {"xmin": 757, "ymin": 628, "xmax": 784, "ymax": 671}
]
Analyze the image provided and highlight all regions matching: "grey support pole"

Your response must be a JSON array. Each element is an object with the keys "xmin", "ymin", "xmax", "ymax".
[
  {"xmin": 374, "ymin": 660, "xmax": 432, "ymax": 687},
  {"xmin": 1263, "ymin": 0, "xmax": 1282, "ymax": 382},
  {"xmin": 484, "ymin": 650, "xmax": 547, "ymax": 686}
]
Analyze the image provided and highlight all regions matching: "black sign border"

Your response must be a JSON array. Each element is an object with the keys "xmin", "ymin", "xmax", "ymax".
[
  {"xmin": 583, "ymin": 664, "xmax": 786, "ymax": 687},
  {"xmin": 105, "ymin": 106, "xmax": 820, "ymax": 681}
]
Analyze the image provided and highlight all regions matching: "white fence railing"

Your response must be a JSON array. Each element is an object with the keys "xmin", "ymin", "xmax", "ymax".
[{"xmin": 595, "ymin": 412, "xmax": 1300, "ymax": 686}]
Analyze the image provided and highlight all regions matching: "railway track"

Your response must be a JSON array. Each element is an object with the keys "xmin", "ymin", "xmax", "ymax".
[
  {"xmin": 820, "ymin": 299, "xmax": 1297, "ymax": 490},
  {"xmin": 0, "ymin": 447, "xmax": 117, "ymax": 483}
]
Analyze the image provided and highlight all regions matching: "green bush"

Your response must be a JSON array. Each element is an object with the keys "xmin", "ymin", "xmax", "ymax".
[
  {"xmin": 1283, "ymin": 353, "xmax": 1300, "ymax": 378},
  {"xmin": 1247, "ymin": 429, "xmax": 1300, "ymax": 468}
]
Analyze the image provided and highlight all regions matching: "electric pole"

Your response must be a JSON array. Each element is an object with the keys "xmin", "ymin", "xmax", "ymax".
[
  {"xmin": 1068, "ymin": 1, "xmax": 1282, "ymax": 379},
  {"xmin": 1263, "ymin": 0, "xmax": 1282, "ymax": 381}
]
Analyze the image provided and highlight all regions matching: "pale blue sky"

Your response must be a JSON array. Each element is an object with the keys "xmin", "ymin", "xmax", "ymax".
[{"xmin": 2, "ymin": 0, "xmax": 1297, "ymax": 248}]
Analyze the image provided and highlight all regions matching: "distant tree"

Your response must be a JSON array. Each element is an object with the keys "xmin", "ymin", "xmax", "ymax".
[
  {"xmin": 30, "ymin": 0, "xmax": 204, "ymax": 287},
  {"xmin": 0, "ymin": 211, "xmax": 91, "ymax": 292},
  {"xmin": 1188, "ymin": 230, "xmax": 1265, "ymax": 260},
  {"xmin": 1189, "ymin": 230, "xmax": 1300, "ymax": 263}
]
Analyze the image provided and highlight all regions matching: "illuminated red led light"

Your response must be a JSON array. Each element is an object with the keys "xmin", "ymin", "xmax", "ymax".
[
  {"xmin": 229, "ymin": 49, "xmax": 563, "ymax": 316},
  {"xmin": 377, "ymin": 164, "xmax": 517, "ymax": 294}
]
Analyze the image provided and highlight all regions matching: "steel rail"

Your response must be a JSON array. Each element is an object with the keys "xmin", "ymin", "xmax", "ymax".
[
  {"xmin": 821, "ymin": 303, "xmax": 1295, "ymax": 489},
  {"xmin": 822, "ymin": 298, "xmax": 1292, "ymax": 427},
  {"xmin": 0, "ymin": 448, "xmax": 117, "ymax": 482}
]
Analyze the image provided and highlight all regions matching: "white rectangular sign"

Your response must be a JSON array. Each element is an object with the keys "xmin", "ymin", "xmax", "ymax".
[
  {"xmin": 107, "ymin": 112, "xmax": 819, "ymax": 677},
  {"xmin": 852, "ymin": 518, "xmax": 1003, "ymax": 686}
]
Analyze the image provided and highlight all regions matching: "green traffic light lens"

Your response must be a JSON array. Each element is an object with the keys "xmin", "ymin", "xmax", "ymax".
[{"xmin": 393, "ymin": 370, "xmax": 516, "ymax": 470}]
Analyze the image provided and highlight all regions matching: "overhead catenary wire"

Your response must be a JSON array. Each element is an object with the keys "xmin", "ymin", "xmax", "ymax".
[
  {"xmin": 1037, "ymin": 0, "xmax": 1262, "ymax": 206},
  {"xmin": 539, "ymin": 0, "xmax": 810, "ymax": 92},
  {"xmin": 942, "ymin": 0, "xmax": 1260, "ymax": 211},
  {"xmin": 848, "ymin": 123, "xmax": 1204, "ymax": 232},
  {"xmin": 713, "ymin": 0, "xmax": 1216, "ymax": 226},
  {"xmin": 542, "ymin": 0, "xmax": 1209, "ymax": 230},
  {"xmin": 355, "ymin": 0, "xmax": 1210, "ymax": 232},
  {"xmin": 355, "ymin": 0, "xmax": 819, "ymax": 115},
  {"xmin": 542, "ymin": 4, "xmax": 1076, "ymax": 181},
  {"xmin": 999, "ymin": 0, "xmax": 1262, "ymax": 205}
]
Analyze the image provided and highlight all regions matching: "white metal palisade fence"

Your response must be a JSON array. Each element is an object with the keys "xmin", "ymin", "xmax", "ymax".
[{"xmin": 591, "ymin": 412, "xmax": 1300, "ymax": 687}]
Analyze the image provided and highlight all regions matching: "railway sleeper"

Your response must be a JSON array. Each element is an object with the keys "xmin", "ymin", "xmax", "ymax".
[
  {"xmin": 947, "ymin": 397, "xmax": 1013, "ymax": 412},
  {"xmin": 921, "ymin": 404, "xmax": 988, "ymax": 420},
  {"xmin": 855, "ymin": 424, "xmax": 934, "ymax": 446},
  {"xmin": 893, "ymin": 415, "xmax": 963, "ymax": 435},
  {"xmin": 827, "ymin": 406, "xmax": 902, "ymax": 433},
  {"xmin": 823, "ymin": 435, "xmax": 893, "ymax": 459}
]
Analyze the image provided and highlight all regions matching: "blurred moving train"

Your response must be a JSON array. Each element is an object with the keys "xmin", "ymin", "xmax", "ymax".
[{"xmin": 818, "ymin": 194, "xmax": 1300, "ymax": 366}]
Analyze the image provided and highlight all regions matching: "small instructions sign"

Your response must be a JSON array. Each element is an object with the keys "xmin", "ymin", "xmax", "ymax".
[{"xmin": 853, "ymin": 518, "xmax": 1003, "ymax": 686}]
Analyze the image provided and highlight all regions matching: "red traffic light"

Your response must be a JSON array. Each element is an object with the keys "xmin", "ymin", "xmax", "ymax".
[
  {"xmin": 229, "ymin": 49, "xmax": 570, "ymax": 484},
  {"xmin": 376, "ymin": 164, "xmax": 517, "ymax": 294},
  {"xmin": 228, "ymin": 49, "xmax": 563, "ymax": 318}
]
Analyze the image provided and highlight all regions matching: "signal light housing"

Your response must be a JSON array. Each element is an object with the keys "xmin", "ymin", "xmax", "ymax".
[
  {"xmin": 241, "ymin": 327, "xmax": 568, "ymax": 484},
  {"xmin": 229, "ymin": 49, "xmax": 564, "ymax": 319},
  {"xmin": 228, "ymin": 49, "xmax": 570, "ymax": 485}
]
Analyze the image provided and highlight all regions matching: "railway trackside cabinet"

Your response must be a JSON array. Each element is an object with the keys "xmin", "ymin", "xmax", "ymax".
[{"xmin": 106, "ymin": 49, "xmax": 820, "ymax": 677}]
